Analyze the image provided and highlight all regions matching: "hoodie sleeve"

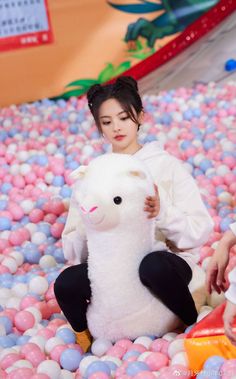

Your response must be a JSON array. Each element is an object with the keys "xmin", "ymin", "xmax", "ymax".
[
  {"xmin": 225, "ymin": 222, "xmax": 236, "ymax": 304},
  {"xmin": 155, "ymin": 158, "xmax": 214, "ymax": 251},
  {"xmin": 62, "ymin": 183, "xmax": 88, "ymax": 265}
]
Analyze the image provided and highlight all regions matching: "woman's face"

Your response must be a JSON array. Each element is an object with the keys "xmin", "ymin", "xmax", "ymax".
[{"xmin": 98, "ymin": 98, "xmax": 142, "ymax": 154}]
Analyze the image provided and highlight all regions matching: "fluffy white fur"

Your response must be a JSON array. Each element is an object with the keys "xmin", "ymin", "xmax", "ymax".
[{"xmin": 72, "ymin": 153, "xmax": 181, "ymax": 341}]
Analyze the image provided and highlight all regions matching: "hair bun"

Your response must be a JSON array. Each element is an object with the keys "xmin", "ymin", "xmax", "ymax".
[
  {"xmin": 87, "ymin": 83, "xmax": 102, "ymax": 105},
  {"xmin": 116, "ymin": 76, "xmax": 138, "ymax": 92}
]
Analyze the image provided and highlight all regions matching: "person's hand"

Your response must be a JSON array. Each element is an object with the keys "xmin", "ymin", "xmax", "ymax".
[
  {"xmin": 223, "ymin": 300, "xmax": 236, "ymax": 346},
  {"xmin": 144, "ymin": 184, "xmax": 160, "ymax": 219},
  {"xmin": 206, "ymin": 246, "xmax": 229, "ymax": 295}
]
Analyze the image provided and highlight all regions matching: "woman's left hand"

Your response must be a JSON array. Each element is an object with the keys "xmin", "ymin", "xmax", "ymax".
[{"xmin": 144, "ymin": 184, "xmax": 160, "ymax": 219}]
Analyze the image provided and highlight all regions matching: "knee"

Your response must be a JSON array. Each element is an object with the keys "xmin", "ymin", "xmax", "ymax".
[{"xmin": 139, "ymin": 252, "xmax": 172, "ymax": 284}]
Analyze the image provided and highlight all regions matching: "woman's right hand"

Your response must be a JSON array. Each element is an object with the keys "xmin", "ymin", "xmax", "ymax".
[{"xmin": 206, "ymin": 247, "xmax": 229, "ymax": 295}]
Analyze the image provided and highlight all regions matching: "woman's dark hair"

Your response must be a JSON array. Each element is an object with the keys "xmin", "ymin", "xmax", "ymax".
[{"xmin": 86, "ymin": 76, "xmax": 143, "ymax": 134}]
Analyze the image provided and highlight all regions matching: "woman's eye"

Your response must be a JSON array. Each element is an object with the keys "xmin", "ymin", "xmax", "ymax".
[
  {"xmin": 113, "ymin": 196, "xmax": 122, "ymax": 205},
  {"xmin": 103, "ymin": 121, "xmax": 110, "ymax": 125},
  {"xmin": 120, "ymin": 117, "xmax": 129, "ymax": 121}
]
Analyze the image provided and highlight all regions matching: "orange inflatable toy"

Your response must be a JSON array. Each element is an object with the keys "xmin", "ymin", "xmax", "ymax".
[{"xmin": 185, "ymin": 302, "xmax": 236, "ymax": 375}]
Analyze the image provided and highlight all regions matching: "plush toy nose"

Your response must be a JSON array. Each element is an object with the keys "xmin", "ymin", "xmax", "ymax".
[{"xmin": 80, "ymin": 205, "xmax": 98, "ymax": 214}]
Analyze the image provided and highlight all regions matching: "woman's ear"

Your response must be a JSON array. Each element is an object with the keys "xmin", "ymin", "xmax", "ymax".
[{"xmin": 138, "ymin": 110, "xmax": 145, "ymax": 125}]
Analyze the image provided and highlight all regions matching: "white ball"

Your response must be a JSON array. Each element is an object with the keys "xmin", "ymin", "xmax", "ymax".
[
  {"xmin": 0, "ymin": 288, "xmax": 11, "ymax": 299},
  {"xmin": 37, "ymin": 360, "xmax": 61, "ymax": 379},
  {"xmin": 68, "ymin": 112, "xmax": 77, "ymax": 123},
  {"xmin": 82, "ymin": 144, "xmax": 94, "ymax": 156},
  {"xmin": 216, "ymin": 165, "xmax": 230, "ymax": 176},
  {"xmin": 11, "ymin": 283, "xmax": 28, "ymax": 298},
  {"xmin": 12, "ymin": 359, "xmax": 33, "ymax": 369},
  {"xmin": 171, "ymin": 351, "xmax": 188, "ymax": 366},
  {"xmin": 2, "ymin": 257, "xmax": 18, "ymax": 273},
  {"xmin": 20, "ymin": 163, "xmax": 31, "ymax": 176},
  {"xmin": 24, "ymin": 327, "xmax": 40, "ymax": 337},
  {"xmin": 39, "ymin": 255, "xmax": 57, "ymax": 269},
  {"xmin": 46, "ymin": 143, "xmax": 57, "ymax": 154},
  {"xmin": 168, "ymin": 339, "xmax": 185, "ymax": 359},
  {"xmin": 218, "ymin": 191, "xmax": 233, "ymax": 205},
  {"xmin": 29, "ymin": 130, "xmax": 39, "ymax": 139},
  {"xmin": 0, "ymin": 348, "xmax": 17, "ymax": 360},
  {"xmin": 91, "ymin": 338, "xmax": 113, "ymax": 357},
  {"xmin": 15, "ymin": 294, "xmax": 34, "ymax": 315},
  {"xmin": 29, "ymin": 335, "xmax": 46, "ymax": 351},
  {"xmin": 79, "ymin": 356, "xmax": 99, "ymax": 376},
  {"xmin": 21, "ymin": 200, "xmax": 35, "ymax": 214},
  {"xmin": 29, "ymin": 276, "xmax": 49, "ymax": 295},
  {"xmin": 17, "ymin": 151, "xmax": 29, "ymax": 162},
  {"xmin": 31, "ymin": 231, "xmax": 47, "ymax": 245},
  {"xmin": 134, "ymin": 336, "xmax": 153, "ymax": 349},
  {"xmin": 197, "ymin": 309, "xmax": 212, "ymax": 322},
  {"xmin": 45, "ymin": 172, "xmax": 54, "ymax": 184},
  {"xmin": 137, "ymin": 352, "xmax": 152, "ymax": 361},
  {"xmin": 25, "ymin": 223, "xmax": 38, "ymax": 235},
  {"xmin": 26, "ymin": 306, "xmax": 42, "ymax": 323},
  {"xmin": 0, "ymin": 231, "xmax": 10, "ymax": 239},
  {"xmin": 201, "ymin": 256, "xmax": 211, "ymax": 272},
  {"xmin": 9, "ymin": 251, "xmax": 24, "ymax": 266},
  {"xmin": 162, "ymin": 332, "xmax": 178, "ymax": 342},
  {"xmin": 100, "ymin": 355, "xmax": 122, "ymax": 366},
  {"xmin": 193, "ymin": 153, "xmax": 205, "ymax": 166},
  {"xmin": 60, "ymin": 369, "xmax": 74, "ymax": 379},
  {"xmin": 45, "ymin": 337, "xmax": 65, "ymax": 355},
  {"xmin": 10, "ymin": 164, "xmax": 20, "ymax": 175}
]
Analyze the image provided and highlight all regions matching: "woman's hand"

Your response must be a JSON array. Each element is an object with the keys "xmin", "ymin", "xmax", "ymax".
[
  {"xmin": 206, "ymin": 247, "xmax": 229, "ymax": 295},
  {"xmin": 144, "ymin": 184, "xmax": 160, "ymax": 219},
  {"xmin": 223, "ymin": 300, "xmax": 236, "ymax": 346}
]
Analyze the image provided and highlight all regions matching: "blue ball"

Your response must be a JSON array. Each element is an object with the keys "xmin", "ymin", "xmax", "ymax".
[
  {"xmin": 0, "ymin": 200, "xmax": 7, "ymax": 211},
  {"xmin": 24, "ymin": 249, "xmax": 41, "ymax": 264},
  {"xmin": 220, "ymin": 217, "xmax": 234, "ymax": 233},
  {"xmin": 85, "ymin": 361, "xmax": 111, "ymax": 378},
  {"xmin": 53, "ymin": 248, "xmax": 66, "ymax": 263},
  {"xmin": 0, "ymin": 335, "xmax": 15, "ymax": 348},
  {"xmin": 1, "ymin": 182, "xmax": 12, "ymax": 194},
  {"xmin": 59, "ymin": 186, "xmax": 72, "ymax": 198},
  {"xmin": 199, "ymin": 159, "xmax": 213, "ymax": 173},
  {"xmin": 0, "ymin": 316, "xmax": 13, "ymax": 334},
  {"xmin": 123, "ymin": 351, "xmax": 140, "ymax": 360},
  {"xmin": 56, "ymin": 328, "xmax": 76, "ymax": 344},
  {"xmin": 126, "ymin": 361, "xmax": 150, "ymax": 376},
  {"xmin": 52, "ymin": 176, "xmax": 65, "ymax": 187},
  {"xmin": 36, "ymin": 155, "xmax": 48, "ymax": 166},
  {"xmin": 60, "ymin": 348, "xmax": 82, "ymax": 371},
  {"xmin": 69, "ymin": 125, "xmax": 79, "ymax": 134},
  {"xmin": 16, "ymin": 335, "xmax": 31, "ymax": 345},
  {"xmin": 0, "ymin": 216, "xmax": 11, "ymax": 231}
]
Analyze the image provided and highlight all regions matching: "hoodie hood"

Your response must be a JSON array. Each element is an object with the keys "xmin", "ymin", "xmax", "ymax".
[{"xmin": 134, "ymin": 141, "xmax": 167, "ymax": 161}]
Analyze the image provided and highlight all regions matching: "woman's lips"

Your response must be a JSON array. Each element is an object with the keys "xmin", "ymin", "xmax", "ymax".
[{"xmin": 114, "ymin": 135, "xmax": 125, "ymax": 141}]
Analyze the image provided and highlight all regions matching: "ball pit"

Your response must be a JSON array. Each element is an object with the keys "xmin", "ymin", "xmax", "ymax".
[{"xmin": 0, "ymin": 81, "xmax": 235, "ymax": 377}]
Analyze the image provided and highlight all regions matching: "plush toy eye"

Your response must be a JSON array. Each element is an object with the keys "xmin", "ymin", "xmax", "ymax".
[{"xmin": 113, "ymin": 196, "xmax": 122, "ymax": 205}]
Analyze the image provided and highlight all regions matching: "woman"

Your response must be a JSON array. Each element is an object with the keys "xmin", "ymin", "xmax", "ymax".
[{"xmin": 54, "ymin": 76, "xmax": 213, "ymax": 351}]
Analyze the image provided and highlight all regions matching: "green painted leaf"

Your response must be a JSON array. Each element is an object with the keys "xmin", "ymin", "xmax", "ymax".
[
  {"xmin": 98, "ymin": 63, "xmax": 115, "ymax": 83},
  {"xmin": 60, "ymin": 88, "xmax": 87, "ymax": 99},
  {"xmin": 65, "ymin": 79, "xmax": 99, "ymax": 88},
  {"xmin": 113, "ymin": 61, "xmax": 131, "ymax": 76}
]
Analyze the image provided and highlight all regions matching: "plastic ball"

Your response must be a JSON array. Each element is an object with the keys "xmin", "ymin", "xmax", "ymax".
[
  {"xmin": 14, "ymin": 310, "xmax": 35, "ymax": 332},
  {"xmin": 91, "ymin": 339, "xmax": 113, "ymax": 357},
  {"xmin": 37, "ymin": 360, "xmax": 61, "ymax": 379},
  {"xmin": 29, "ymin": 276, "xmax": 49, "ymax": 295},
  {"xmin": 60, "ymin": 348, "xmax": 82, "ymax": 371}
]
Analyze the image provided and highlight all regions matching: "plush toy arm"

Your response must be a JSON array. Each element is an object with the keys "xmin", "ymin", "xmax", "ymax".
[{"xmin": 62, "ymin": 190, "xmax": 88, "ymax": 265}]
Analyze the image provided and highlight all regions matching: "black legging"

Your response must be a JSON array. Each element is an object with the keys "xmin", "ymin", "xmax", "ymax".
[{"xmin": 54, "ymin": 250, "xmax": 198, "ymax": 332}]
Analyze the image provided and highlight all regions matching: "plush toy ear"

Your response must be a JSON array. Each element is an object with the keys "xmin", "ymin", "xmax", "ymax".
[
  {"xmin": 129, "ymin": 170, "xmax": 146, "ymax": 180},
  {"xmin": 70, "ymin": 165, "xmax": 87, "ymax": 180}
]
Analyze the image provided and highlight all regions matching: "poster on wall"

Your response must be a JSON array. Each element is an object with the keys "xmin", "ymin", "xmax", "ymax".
[{"xmin": 0, "ymin": 0, "xmax": 53, "ymax": 52}]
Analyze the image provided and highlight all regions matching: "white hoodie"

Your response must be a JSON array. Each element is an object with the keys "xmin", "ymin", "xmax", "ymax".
[
  {"xmin": 225, "ymin": 222, "xmax": 236, "ymax": 305},
  {"xmin": 62, "ymin": 141, "xmax": 214, "ymax": 269}
]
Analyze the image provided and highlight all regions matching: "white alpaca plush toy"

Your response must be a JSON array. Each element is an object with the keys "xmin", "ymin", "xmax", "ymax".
[{"xmin": 71, "ymin": 153, "xmax": 182, "ymax": 341}]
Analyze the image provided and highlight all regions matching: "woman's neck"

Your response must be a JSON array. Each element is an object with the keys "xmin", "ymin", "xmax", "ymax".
[{"xmin": 112, "ymin": 143, "xmax": 142, "ymax": 155}]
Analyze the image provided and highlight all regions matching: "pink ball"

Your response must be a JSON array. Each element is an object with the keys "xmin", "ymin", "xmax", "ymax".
[
  {"xmin": 44, "ymin": 213, "xmax": 57, "ymax": 224},
  {"xmin": 31, "ymin": 375, "xmax": 50, "ymax": 379},
  {"xmin": 88, "ymin": 373, "xmax": 111, "ymax": 379},
  {"xmin": 0, "ymin": 353, "xmax": 21, "ymax": 370},
  {"xmin": 133, "ymin": 373, "xmax": 156, "ymax": 379},
  {"xmin": 7, "ymin": 368, "xmax": 34, "ymax": 379},
  {"xmin": 127, "ymin": 344, "xmax": 146, "ymax": 353},
  {"xmin": 25, "ymin": 172, "xmax": 37, "ymax": 184},
  {"xmin": 0, "ymin": 265, "xmax": 10, "ymax": 274},
  {"xmin": 29, "ymin": 209, "xmax": 44, "ymax": 223},
  {"xmin": 144, "ymin": 352, "xmax": 169, "ymax": 370},
  {"xmin": 50, "ymin": 223, "xmax": 64, "ymax": 238},
  {"xmin": 106, "ymin": 345, "xmax": 126, "ymax": 358},
  {"xmin": 8, "ymin": 202, "xmax": 24, "ymax": 221},
  {"xmin": 25, "ymin": 349, "xmax": 46, "ymax": 367},
  {"xmin": 114, "ymin": 339, "xmax": 133, "ymax": 352},
  {"xmin": 14, "ymin": 310, "xmax": 35, "ymax": 331},
  {"xmin": 37, "ymin": 327, "xmax": 55, "ymax": 339},
  {"xmin": 0, "ymin": 368, "xmax": 7, "ymax": 378},
  {"xmin": 9, "ymin": 229, "xmax": 29, "ymax": 246},
  {"xmin": 150, "ymin": 338, "xmax": 170, "ymax": 355},
  {"xmin": 50, "ymin": 345, "xmax": 67, "ymax": 363},
  {"xmin": 20, "ymin": 295, "xmax": 38, "ymax": 310}
]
